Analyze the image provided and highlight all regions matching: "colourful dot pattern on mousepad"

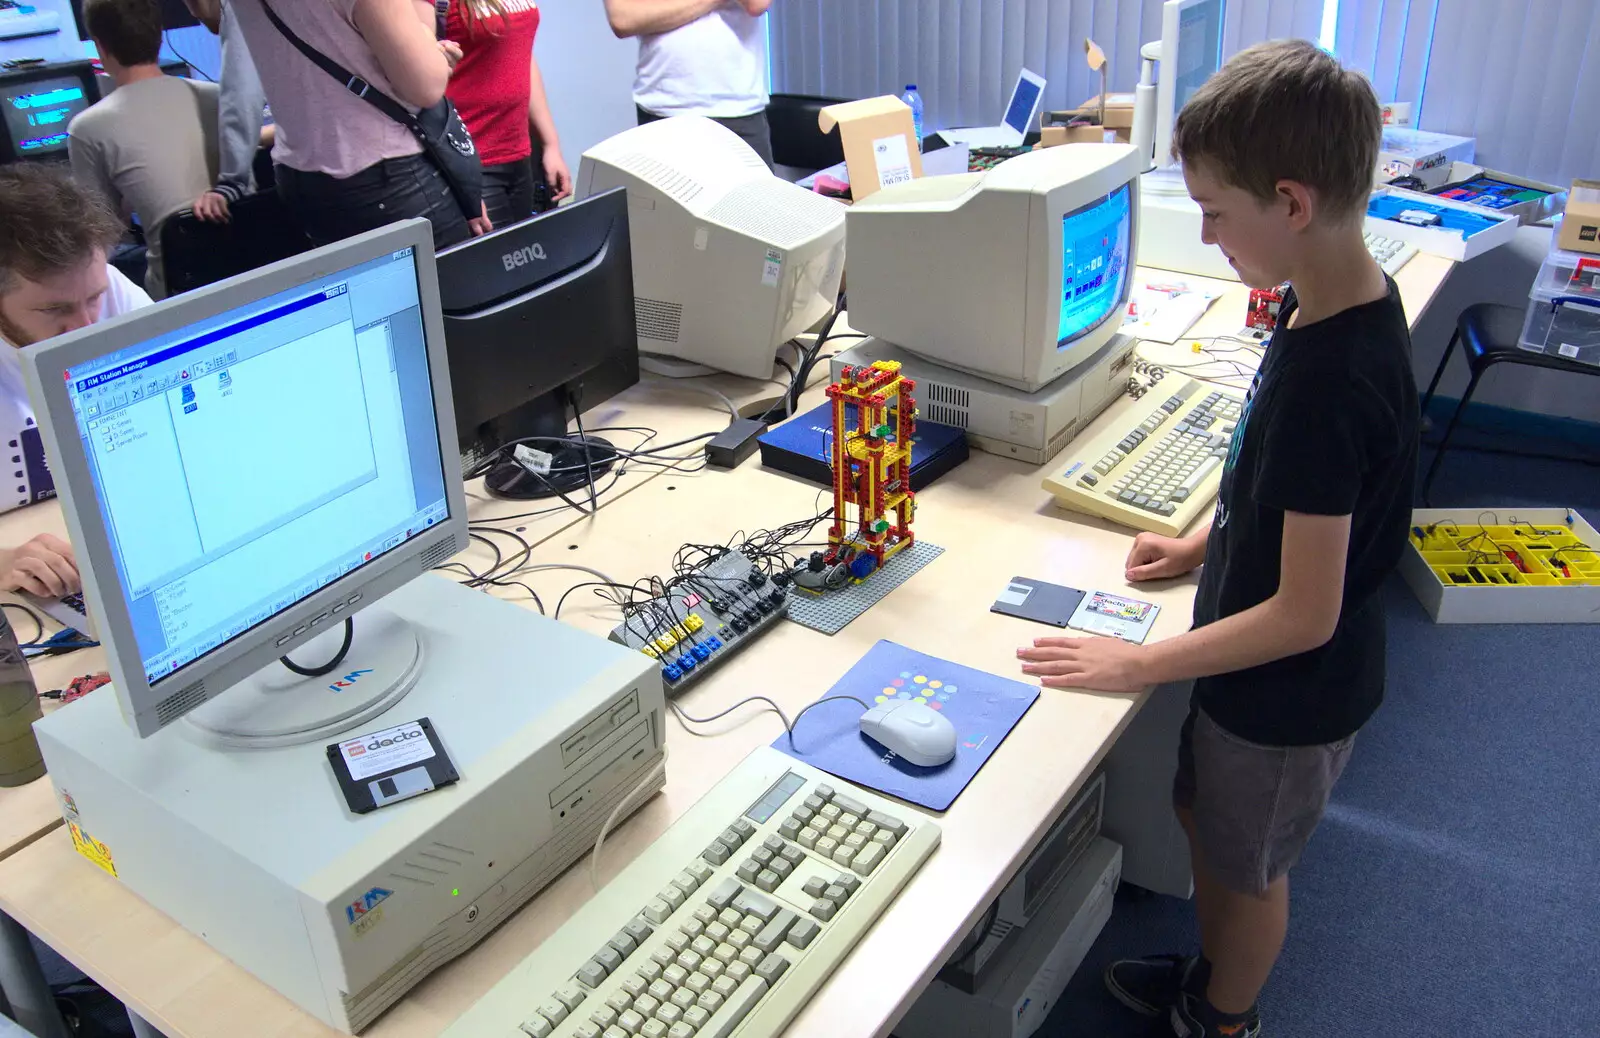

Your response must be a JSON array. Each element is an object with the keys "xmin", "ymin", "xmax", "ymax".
[{"xmin": 773, "ymin": 640, "xmax": 1040, "ymax": 812}]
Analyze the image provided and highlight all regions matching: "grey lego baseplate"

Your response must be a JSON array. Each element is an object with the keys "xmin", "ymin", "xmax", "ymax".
[{"xmin": 785, "ymin": 540, "xmax": 945, "ymax": 635}]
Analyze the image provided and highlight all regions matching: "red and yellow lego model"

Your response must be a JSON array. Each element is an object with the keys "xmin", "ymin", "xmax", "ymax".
[
  {"xmin": 1246, "ymin": 283, "xmax": 1288, "ymax": 334},
  {"xmin": 826, "ymin": 360, "xmax": 917, "ymax": 575}
]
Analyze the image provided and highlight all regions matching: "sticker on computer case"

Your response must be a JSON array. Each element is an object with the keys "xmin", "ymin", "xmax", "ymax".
[
  {"xmin": 58, "ymin": 787, "xmax": 79, "ymax": 821},
  {"xmin": 346, "ymin": 887, "xmax": 392, "ymax": 935},
  {"xmin": 762, "ymin": 248, "xmax": 783, "ymax": 287},
  {"xmin": 68, "ymin": 822, "xmax": 116, "ymax": 877}
]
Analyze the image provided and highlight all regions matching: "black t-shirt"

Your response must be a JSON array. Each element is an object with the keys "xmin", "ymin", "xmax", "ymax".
[{"xmin": 1191, "ymin": 277, "xmax": 1418, "ymax": 747}]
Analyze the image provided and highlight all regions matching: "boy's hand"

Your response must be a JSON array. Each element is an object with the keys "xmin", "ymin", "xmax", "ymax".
[
  {"xmin": 1018, "ymin": 636, "xmax": 1148, "ymax": 693},
  {"xmin": 1125, "ymin": 531, "xmax": 1204, "ymax": 581}
]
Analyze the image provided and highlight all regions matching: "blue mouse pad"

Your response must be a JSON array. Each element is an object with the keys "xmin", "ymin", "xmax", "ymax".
[{"xmin": 773, "ymin": 640, "xmax": 1040, "ymax": 812}]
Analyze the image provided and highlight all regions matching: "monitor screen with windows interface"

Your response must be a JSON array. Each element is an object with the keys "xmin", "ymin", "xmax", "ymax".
[
  {"xmin": 23, "ymin": 221, "xmax": 467, "ymax": 736},
  {"xmin": 1003, "ymin": 73, "xmax": 1045, "ymax": 135},
  {"xmin": 1058, "ymin": 184, "xmax": 1132, "ymax": 344}
]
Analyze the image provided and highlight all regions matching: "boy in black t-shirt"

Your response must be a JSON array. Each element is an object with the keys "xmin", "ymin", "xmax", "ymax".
[{"xmin": 1017, "ymin": 40, "xmax": 1418, "ymax": 1038}]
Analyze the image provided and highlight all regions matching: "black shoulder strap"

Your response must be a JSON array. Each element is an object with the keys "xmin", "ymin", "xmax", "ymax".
[
  {"xmin": 257, "ymin": 0, "xmax": 416, "ymax": 129},
  {"xmin": 435, "ymin": 0, "xmax": 449, "ymax": 38}
]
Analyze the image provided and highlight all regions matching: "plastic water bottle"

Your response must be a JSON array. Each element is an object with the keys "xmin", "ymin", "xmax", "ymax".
[{"xmin": 902, "ymin": 85, "xmax": 924, "ymax": 150}]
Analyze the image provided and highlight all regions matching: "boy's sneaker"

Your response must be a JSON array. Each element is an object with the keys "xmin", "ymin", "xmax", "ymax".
[
  {"xmin": 1104, "ymin": 954, "xmax": 1207, "ymax": 1017},
  {"xmin": 1166, "ymin": 990, "xmax": 1262, "ymax": 1038}
]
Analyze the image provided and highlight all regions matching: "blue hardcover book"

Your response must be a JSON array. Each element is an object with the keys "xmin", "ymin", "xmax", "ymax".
[{"xmin": 757, "ymin": 401, "xmax": 969, "ymax": 489}]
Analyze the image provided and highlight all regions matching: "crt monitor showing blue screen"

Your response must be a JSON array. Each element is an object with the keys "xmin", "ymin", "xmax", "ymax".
[
  {"xmin": 1004, "ymin": 77, "xmax": 1043, "ymax": 134},
  {"xmin": 1174, "ymin": 0, "xmax": 1224, "ymax": 112},
  {"xmin": 60, "ymin": 248, "xmax": 451, "ymax": 686},
  {"xmin": 0, "ymin": 75, "xmax": 91, "ymax": 157},
  {"xmin": 1058, "ymin": 183, "xmax": 1132, "ymax": 346}
]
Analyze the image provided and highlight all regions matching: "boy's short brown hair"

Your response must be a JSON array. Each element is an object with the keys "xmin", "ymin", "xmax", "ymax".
[
  {"xmin": 1172, "ymin": 39, "xmax": 1380, "ymax": 223},
  {"xmin": 0, "ymin": 165, "xmax": 125, "ymax": 293},
  {"xmin": 83, "ymin": 0, "xmax": 163, "ymax": 68}
]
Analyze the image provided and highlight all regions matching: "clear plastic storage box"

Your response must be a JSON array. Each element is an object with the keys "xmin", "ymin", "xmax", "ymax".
[{"xmin": 1519, "ymin": 245, "xmax": 1600, "ymax": 366}]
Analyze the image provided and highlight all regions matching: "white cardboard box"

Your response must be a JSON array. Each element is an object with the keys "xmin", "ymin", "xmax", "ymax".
[
  {"xmin": 1366, "ymin": 185, "xmax": 1518, "ymax": 262},
  {"xmin": 1399, "ymin": 508, "xmax": 1600, "ymax": 624},
  {"xmin": 1377, "ymin": 128, "xmax": 1475, "ymax": 189}
]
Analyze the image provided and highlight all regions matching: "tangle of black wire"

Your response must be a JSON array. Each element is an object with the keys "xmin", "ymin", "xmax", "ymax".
[
  {"xmin": 761, "ymin": 292, "xmax": 855, "ymax": 423},
  {"xmin": 547, "ymin": 502, "xmax": 836, "ymax": 657},
  {"xmin": 435, "ymin": 421, "xmax": 728, "ymax": 608}
]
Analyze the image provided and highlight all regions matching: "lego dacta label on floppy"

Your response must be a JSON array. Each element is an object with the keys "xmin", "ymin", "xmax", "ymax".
[{"xmin": 338, "ymin": 720, "xmax": 435, "ymax": 781}]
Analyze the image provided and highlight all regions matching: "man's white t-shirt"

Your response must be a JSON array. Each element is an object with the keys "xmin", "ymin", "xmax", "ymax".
[
  {"xmin": 0, "ymin": 266, "xmax": 150, "ymax": 512},
  {"xmin": 634, "ymin": 5, "xmax": 768, "ymax": 118}
]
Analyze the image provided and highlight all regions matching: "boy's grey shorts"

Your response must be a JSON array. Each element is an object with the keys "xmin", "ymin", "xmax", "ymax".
[{"xmin": 1173, "ymin": 702, "xmax": 1355, "ymax": 896}]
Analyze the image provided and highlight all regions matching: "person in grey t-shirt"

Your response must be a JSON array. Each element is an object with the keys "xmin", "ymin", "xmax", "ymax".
[
  {"xmin": 182, "ymin": 0, "xmax": 271, "ymax": 223},
  {"xmin": 67, "ymin": 0, "xmax": 219, "ymax": 299}
]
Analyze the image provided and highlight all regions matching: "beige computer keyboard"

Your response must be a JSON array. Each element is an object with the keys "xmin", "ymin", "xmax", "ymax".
[
  {"xmin": 1042, "ymin": 377, "xmax": 1247, "ymax": 536},
  {"xmin": 444, "ymin": 746, "xmax": 940, "ymax": 1038}
]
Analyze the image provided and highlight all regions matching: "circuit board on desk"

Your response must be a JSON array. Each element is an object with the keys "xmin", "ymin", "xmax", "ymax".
[{"xmin": 607, "ymin": 550, "xmax": 788, "ymax": 694}]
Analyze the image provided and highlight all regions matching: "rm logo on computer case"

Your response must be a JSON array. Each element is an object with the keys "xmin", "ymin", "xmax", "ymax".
[{"xmin": 347, "ymin": 887, "xmax": 392, "ymax": 934}]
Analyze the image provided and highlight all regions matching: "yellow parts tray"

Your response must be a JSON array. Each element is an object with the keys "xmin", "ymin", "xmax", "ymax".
[{"xmin": 1399, "ymin": 508, "xmax": 1600, "ymax": 623}]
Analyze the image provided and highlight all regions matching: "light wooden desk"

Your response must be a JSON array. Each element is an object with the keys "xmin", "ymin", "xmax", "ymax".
[
  {"xmin": 0, "ymin": 255, "xmax": 1455, "ymax": 1038},
  {"xmin": 0, "ymin": 500, "xmax": 108, "ymax": 865}
]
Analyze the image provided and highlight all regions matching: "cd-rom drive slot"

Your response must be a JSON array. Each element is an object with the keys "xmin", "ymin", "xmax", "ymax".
[
  {"xmin": 561, "ymin": 689, "xmax": 641, "ymax": 766},
  {"xmin": 550, "ymin": 715, "xmax": 653, "ymax": 810}
]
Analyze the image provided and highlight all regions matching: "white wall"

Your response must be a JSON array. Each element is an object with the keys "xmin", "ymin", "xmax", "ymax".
[
  {"xmin": 1410, "ymin": 224, "xmax": 1600, "ymax": 424},
  {"xmin": 533, "ymin": 1, "xmax": 638, "ymax": 173}
]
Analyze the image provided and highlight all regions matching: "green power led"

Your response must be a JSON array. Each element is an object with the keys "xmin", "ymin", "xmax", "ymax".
[{"xmin": 452, "ymin": 888, "xmax": 460, "ymax": 896}]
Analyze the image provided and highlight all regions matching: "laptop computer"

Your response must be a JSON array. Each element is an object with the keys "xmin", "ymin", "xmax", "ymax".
[
  {"xmin": 19, "ymin": 590, "xmax": 95, "ymax": 637},
  {"xmin": 935, "ymin": 68, "xmax": 1047, "ymax": 150}
]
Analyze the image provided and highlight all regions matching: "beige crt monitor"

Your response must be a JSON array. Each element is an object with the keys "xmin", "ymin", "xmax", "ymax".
[
  {"xmin": 576, "ymin": 117, "xmax": 847, "ymax": 379},
  {"xmin": 845, "ymin": 142, "xmax": 1144, "ymax": 393}
]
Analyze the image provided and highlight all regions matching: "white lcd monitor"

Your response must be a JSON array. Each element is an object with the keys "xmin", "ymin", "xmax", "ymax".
[
  {"xmin": 575, "ymin": 117, "xmax": 847, "ymax": 380},
  {"xmin": 21, "ymin": 220, "xmax": 469, "ymax": 739},
  {"xmin": 1153, "ymin": 0, "xmax": 1225, "ymax": 167},
  {"xmin": 844, "ymin": 142, "xmax": 1144, "ymax": 393}
]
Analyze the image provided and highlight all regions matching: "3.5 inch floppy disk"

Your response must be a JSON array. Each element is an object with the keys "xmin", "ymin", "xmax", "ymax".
[{"xmin": 328, "ymin": 718, "xmax": 458, "ymax": 814}]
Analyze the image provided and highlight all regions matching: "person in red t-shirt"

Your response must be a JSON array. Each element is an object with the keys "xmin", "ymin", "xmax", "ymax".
[{"xmin": 444, "ymin": 0, "xmax": 571, "ymax": 230}]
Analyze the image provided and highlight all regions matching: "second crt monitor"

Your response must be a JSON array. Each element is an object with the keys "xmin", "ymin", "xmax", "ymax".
[
  {"xmin": 576, "ymin": 117, "xmax": 847, "ymax": 379},
  {"xmin": 846, "ymin": 142, "xmax": 1143, "ymax": 393}
]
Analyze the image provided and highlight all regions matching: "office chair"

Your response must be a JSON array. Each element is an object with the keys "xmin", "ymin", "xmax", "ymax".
[
  {"xmin": 1419, "ymin": 302, "xmax": 1600, "ymax": 503},
  {"xmin": 159, "ymin": 190, "xmax": 311, "ymax": 296},
  {"xmin": 767, "ymin": 93, "xmax": 848, "ymax": 176}
]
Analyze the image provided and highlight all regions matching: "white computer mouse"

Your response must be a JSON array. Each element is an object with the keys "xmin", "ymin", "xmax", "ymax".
[{"xmin": 858, "ymin": 699, "xmax": 957, "ymax": 767}]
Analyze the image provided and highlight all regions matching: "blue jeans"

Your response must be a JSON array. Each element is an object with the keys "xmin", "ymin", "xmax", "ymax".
[{"xmin": 275, "ymin": 153, "xmax": 471, "ymax": 251}]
